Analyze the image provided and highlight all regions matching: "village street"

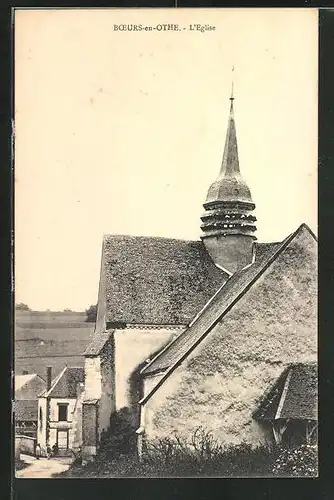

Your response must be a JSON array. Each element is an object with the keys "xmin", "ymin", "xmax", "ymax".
[{"xmin": 15, "ymin": 454, "xmax": 72, "ymax": 478}]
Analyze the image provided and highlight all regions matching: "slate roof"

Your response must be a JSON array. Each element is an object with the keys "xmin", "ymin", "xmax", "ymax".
[
  {"xmin": 141, "ymin": 235, "xmax": 288, "ymax": 377},
  {"xmin": 253, "ymin": 363, "xmax": 317, "ymax": 421},
  {"xmin": 84, "ymin": 330, "xmax": 114, "ymax": 356},
  {"xmin": 139, "ymin": 224, "xmax": 316, "ymax": 403},
  {"xmin": 40, "ymin": 367, "xmax": 84, "ymax": 399},
  {"xmin": 103, "ymin": 235, "xmax": 229, "ymax": 325},
  {"xmin": 13, "ymin": 400, "xmax": 38, "ymax": 421}
]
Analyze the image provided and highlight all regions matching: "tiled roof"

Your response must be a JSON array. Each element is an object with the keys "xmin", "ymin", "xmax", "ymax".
[
  {"xmin": 140, "ymin": 224, "xmax": 316, "ymax": 404},
  {"xmin": 280, "ymin": 363, "xmax": 317, "ymax": 420},
  {"xmin": 40, "ymin": 367, "xmax": 84, "ymax": 399},
  {"xmin": 254, "ymin": 241, "xmax": 282, "ymax": 260},
  {"xmin": 84, "ymin": 330, "xmax": 113, "ymax": 356},
  {"xmin": 15, "ymin": 374, "xmax": 37, "ymax": 391},
  {"xmin": 13, "ymin": 400, "xmax": 38, "ymax": 421},
  {"xmin": 141, "ymin": 236, "xmax": 286, "ymax": 376},
  {"xmin": 253, "ymin": 363, "xmax": 317, "ymax": 421},
  {"xmin": 103, "ymin": 235, "xmax": 229, "ymax": 325}
]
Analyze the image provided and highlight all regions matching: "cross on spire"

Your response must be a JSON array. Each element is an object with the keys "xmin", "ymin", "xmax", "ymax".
[{"xmin": 230, "ymin": 65, "xmax": 235, "ymax": 101}]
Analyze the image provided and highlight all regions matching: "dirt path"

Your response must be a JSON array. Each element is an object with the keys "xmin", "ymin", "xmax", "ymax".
[{"xmin": 15, "ymin": 454, "xmax": 72, "ymax": 478}]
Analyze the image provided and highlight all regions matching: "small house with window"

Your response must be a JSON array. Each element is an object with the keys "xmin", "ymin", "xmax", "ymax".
[{"xmin": 37, "ymin": 366, "xmax": 84, "ymax": 456}]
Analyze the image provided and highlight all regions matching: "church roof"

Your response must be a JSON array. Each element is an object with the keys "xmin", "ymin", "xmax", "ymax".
[
  {"xmin": 102, "ymin": 235, "xmax": 229, "ymax": 326},
  {"xmin": 139, "ymin": 224, "xmax": 316, "ymax": 400},
  {"xmin": 253, "ymin": 363, "xmax": 317, "ymax": 421}
]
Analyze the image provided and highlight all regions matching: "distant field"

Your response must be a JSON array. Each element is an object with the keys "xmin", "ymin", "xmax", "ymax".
[
  {"xmin": 15, "ymin": 311, "xmax": 89, "ymax": 323},
  {"xmin": 14, "ymin": 311, "xmax": 96, "ymax": 378}
]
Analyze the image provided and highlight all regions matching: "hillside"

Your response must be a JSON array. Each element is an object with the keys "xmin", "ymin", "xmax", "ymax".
[{"xmin": 14, "ymin": 311, "xmax": 95, "ymax": 379}]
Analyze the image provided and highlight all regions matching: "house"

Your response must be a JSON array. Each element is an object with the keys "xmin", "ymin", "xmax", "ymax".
[
  {"xmin": 14, "ymin": 374, "xmax": 46, "ymax": 439},
  {"xmin": 81, "ymin": 94, "xmax": 317, "ymax": 459},
  {"xmin": 37, "ymin": 366, "xmax": 85, "ymax": 456}
]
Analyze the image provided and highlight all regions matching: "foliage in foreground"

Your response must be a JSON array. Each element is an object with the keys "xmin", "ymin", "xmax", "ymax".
[
  {"xmin": 56, "ymin": 424, "xmax": 318, "ymax": 478},
  {"xmin": 15, "ymin": 459, "xmax": 29, "ymax": 472}
]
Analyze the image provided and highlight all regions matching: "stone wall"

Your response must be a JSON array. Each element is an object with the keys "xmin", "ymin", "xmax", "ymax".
[
  {"xmin": 114, "ymin": 327, "xmax": 182, "ymax": 426},
  {"xmin": 15, "ymin": 435, "xmax": 36, "ymax": 457},
  {"xmin": 99, "ymin": 339, "xmax": 115, "ymax": 438},
  {"xmin": 84, "ymin": 356, "xmax": 102, "ymax": 400}
]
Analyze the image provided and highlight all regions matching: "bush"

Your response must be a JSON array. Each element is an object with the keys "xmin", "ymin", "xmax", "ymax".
[
  {"xmin": 85, "ymin": 304, "xmax": 97, "ymax": 322},
  {"xmin": 142, "ymin": 429, "xmax": 274, "ymax": 477},
  {"xmin": 15, "ymin": 303, "xmax": 30, "ymax": 311},
  {"xmin": 15, "ymin": 458, "xmax": 29, "ymax": 471},
  {"xmin": 272, "ymin": 444, "xmax": 318, "ymax": 477},
  {"xmin": 57, "ymin": 426, "xmax": 318, "ymax": 478},
  {"xmin": 99, "ymin": 407, "xmax": 137, "ymax": 457}
]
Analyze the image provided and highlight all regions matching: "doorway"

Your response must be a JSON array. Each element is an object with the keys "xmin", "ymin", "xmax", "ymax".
[{"xmin": 57, "ymin": 429, "xmax": 69, "ymax": 450}]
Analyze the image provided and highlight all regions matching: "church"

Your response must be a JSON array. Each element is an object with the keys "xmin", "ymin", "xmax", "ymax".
[{"xmin": 80, "ymin": 93, "xmax": 317, "ymax": 460}]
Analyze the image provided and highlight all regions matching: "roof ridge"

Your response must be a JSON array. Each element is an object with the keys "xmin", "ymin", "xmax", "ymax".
[
  {"xmin": 40, "ymin": 366, "xmax": 67, "ymax": 398},
  {"xmin": 104, "ymin": 234, "xmax": 199, "ymax": 244},
  {"xmin": 299, "ymin": 222, "xmax": 317, "ymax": 241},
  {"xmin": 139, "ymin": 224, "xmax": 307, "ymax": 404}
]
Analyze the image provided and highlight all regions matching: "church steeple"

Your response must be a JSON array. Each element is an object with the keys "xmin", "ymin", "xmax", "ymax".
[{"xmin": 201, "ymin": 87, "xmax": 257, "ymax": 274}]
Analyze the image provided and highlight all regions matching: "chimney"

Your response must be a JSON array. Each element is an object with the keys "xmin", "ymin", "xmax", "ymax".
[{"xmin": 46, "ymin": 367, "xmax": 52, "ymax": 391}]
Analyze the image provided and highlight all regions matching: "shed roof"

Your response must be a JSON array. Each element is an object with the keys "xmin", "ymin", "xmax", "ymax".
[{"xmin": 253, "ymin": 363, "xmax": 317, "ymax": 421}]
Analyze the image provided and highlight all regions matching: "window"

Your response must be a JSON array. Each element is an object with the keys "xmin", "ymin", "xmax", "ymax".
[{"xmin": 58, "ymin": 403, "xmax": 68, "ymax": 422}]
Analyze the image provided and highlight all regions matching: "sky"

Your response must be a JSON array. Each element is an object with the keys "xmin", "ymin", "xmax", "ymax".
[{"xmin": 14, "ymin": 8, "xmax": 318, "ymax": 312}]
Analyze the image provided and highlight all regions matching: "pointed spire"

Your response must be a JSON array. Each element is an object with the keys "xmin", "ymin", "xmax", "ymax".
[
  {"xmin": 220, "ymin": 74, "xmax": 240, "ymax": 177},
  {"xmin": 204, "ymin": 82, "xmax": 254, "ymax": 206}
]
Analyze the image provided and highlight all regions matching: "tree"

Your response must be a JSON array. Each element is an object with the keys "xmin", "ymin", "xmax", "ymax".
[
  {"xmin": 63, "ymin": 308, "xmax": 73, "ymax": 312},
  {"xmin": 15, "ymin": 303, "xmax": 31, "ymax": 311},
  {"xmin": 85, "ymin": 304, "xmax": 97, "ymax": 322}
]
